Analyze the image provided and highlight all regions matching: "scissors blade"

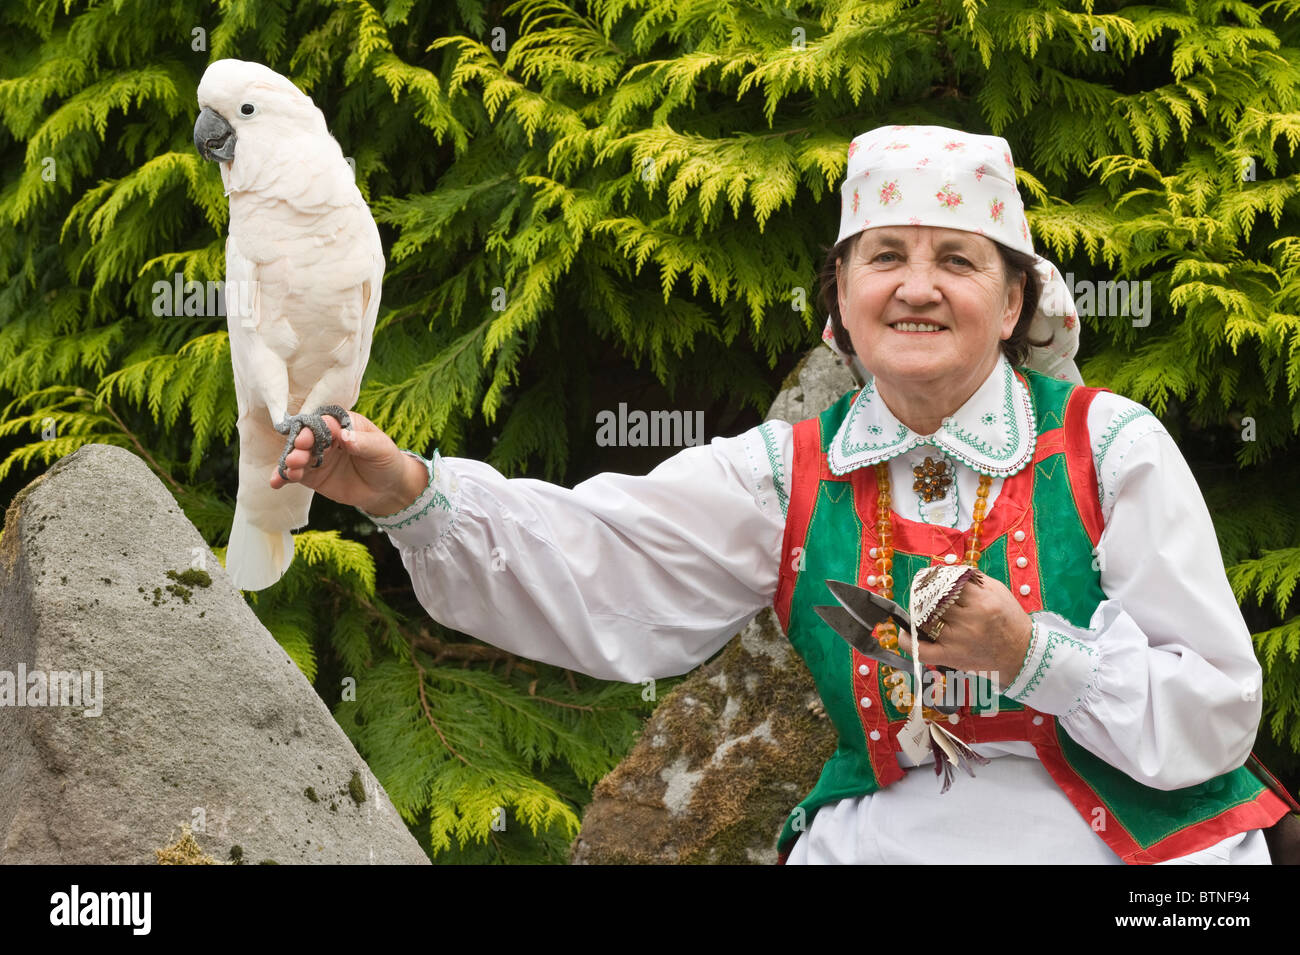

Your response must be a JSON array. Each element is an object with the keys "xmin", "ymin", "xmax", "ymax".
[
  {"xmin": 811, "ymin": 604, "xmax": 911, "ymax": 669},
  {"xmin": 825, "ymin": 578, "xmax": 936, "ymax": 642},
  {"xmin": 811, "ymin": 604, "xmax": 959, "ymax": 714}
]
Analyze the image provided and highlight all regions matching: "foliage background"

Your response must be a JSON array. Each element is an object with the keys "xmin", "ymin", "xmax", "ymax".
[{"xmin": 0, "ymin": 0, "xmax": 1297, "ymax": 861}]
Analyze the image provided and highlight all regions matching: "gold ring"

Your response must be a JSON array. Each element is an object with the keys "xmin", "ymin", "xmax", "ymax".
[{"xmin": 930, "ymin": 617, "xmax": 945, "ymax": 640}]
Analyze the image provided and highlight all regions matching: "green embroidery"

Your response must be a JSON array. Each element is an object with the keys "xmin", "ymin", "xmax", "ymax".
[
  {"xmin": 939, "ymin": 360, "xmax": 1024, "ymax": 463},
  {"xmin": 361, "ymin": 450, "xmax": 457, "ymax": 529},
  {"xmin": 1017, "ymin": 626, "xmax": 1096, "ymax": 700},
  {"xmin": 1096, "ymin": 407, "xmax": 1159, "ymax": 472},
  {"xmin": 373, "ymin": 488, "xmax": 455, "ymax": 530},
  {"xmin": 759, "ymin": 421, "xmax": 789, "ymax": 518},
  {"xmin": 1013, "ymin": 618, "xmax": 1043, "ymax": 687},
  {"xmin": 832, "ymin": 359, "xmax": 1035, "ymax": 476},
  {"xmin": 836, "ymin": 378, "xmax": 913, "ymax": 458}
]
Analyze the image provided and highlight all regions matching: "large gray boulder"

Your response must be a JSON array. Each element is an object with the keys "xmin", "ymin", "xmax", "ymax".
[
  {"xmin": 570, "ymin": 346, "xmax": 859, "ymax": 863},
  {"xmin": 0, "ymin": 444, "xmax": 429, "ymax": 864}
]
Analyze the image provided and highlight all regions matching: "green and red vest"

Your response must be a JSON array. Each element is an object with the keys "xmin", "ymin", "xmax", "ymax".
[{"xmin": 772, "ymin": 365, "xmax": 1289, "ymax": 863}]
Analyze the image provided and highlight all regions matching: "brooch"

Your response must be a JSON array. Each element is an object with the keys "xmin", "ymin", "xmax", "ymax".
[{"xmin": 913, "ymin": 455, "xmax": 952, "ymax": 502}]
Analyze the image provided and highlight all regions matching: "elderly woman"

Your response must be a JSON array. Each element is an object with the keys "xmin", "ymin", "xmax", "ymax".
[{"xmin": 270, "ymin": 125, "xmax": 1291, "ymax": 863}]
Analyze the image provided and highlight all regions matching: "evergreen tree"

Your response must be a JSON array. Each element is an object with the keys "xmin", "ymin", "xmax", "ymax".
[{"xmin": 1, "ymin": 0, "xmax": 1297, "ymax": 860}]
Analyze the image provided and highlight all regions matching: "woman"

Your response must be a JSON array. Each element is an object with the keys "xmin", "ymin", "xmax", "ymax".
[{"xmin": 269, "ymin": 125, "xmax": 1290, "ymax": 863}]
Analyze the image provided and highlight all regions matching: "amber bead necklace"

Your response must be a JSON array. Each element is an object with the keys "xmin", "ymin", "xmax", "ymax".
[{"xmin": 869, "ymin": 461, "xmax": 994, "ymax": 721}]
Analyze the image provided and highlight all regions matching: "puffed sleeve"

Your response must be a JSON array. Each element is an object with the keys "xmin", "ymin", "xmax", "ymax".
[
  {"xmin": 1001, "ymin": 392, "xmax": 1262, "ymax": 789},
  {"xmin": 353, "ymin": 421, "xmax": 792, "ymax": 682}
]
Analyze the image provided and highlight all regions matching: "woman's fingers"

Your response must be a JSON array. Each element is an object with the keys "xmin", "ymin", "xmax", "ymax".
[{"xmin": 273, "ymin": 420, "xmax": 344, "ymax": 486}]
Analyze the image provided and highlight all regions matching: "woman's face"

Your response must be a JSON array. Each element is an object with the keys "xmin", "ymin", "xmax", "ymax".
[{"xmin": 836, "ymin": 226, "xmax": 1024, "ymax": 399}]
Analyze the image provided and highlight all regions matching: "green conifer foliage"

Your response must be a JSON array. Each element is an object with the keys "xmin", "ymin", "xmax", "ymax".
[{"xmin": 1, "ymin": 0, "xmax": 1297, "ymax": 858}]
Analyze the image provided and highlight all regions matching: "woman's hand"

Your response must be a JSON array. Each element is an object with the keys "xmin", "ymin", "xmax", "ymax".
[
  {"xmin": 896, "ymin": 571, "xmax": 1034, "ymax": 687},
  {"xmin": 269, "ymin": 411, "xmax": 429, "ymax": 516}
]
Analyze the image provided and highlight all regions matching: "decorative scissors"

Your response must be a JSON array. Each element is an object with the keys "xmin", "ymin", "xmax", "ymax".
[{"xmin": 812, "ymin": 578, "xmax": 958, "ymax": 715}]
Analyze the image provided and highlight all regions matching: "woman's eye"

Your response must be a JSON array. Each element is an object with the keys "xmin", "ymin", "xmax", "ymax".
[
  {"xmin": 240, "ymin": 103, "xmax": 256, "ymax": 116},
  {"xmin": 948, "ymin": 255, "xmax": 972, "ymax": 266},
  {"xmin": 874, "ymin": 252, "xmax": 899, "ymax": 262}
]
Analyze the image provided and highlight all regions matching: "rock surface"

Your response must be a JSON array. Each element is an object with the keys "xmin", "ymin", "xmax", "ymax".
[
  {"xmin": 0, "ymin": 444, "xmax": 429, "ymax": 864},
  {"xmin": 570, "ymin": 345, "xmax": 860, "ymax": 863}
]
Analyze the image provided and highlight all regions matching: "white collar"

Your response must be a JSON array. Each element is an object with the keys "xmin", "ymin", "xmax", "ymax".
[{"xmin": 827, "ymin": 354, "xmax": 1036, "ymax": 477}]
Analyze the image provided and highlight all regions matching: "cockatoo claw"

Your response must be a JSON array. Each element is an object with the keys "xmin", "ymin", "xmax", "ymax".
[{"xmin": 274, "ymin": 405, "xmax": 353, "ymax": 478}]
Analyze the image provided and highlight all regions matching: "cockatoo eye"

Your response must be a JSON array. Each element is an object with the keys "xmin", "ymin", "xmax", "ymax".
[{"xmin": 239, "ymin": 103, "xmax": 256, "ymax": 117}]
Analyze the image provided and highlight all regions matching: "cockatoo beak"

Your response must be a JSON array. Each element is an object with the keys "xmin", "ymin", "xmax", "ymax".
[{"xmin": 194, "ymin": 107, "xmax": 236, "ymax": 162}]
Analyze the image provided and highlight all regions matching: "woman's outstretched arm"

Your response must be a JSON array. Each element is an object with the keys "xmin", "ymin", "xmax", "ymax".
[{"xmin": 274, "ymin": 412, "xmax": 791, "ymax": 682}]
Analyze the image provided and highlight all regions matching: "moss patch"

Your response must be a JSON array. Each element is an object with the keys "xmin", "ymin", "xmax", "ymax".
[
  {"xmin": 141, "ymin": 568, "xmax": 213, "ymax": 606},
  {"xmin": 154, "ymin": 824, "xmax": 220, "ymax": 865},
  {"xmin": 169, "ymin": 567, "xmax": 212, "ymax": 587}
]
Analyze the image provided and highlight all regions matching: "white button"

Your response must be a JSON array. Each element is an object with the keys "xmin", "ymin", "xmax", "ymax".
[
  {"xmin": 859, "ymin": 696, "xmax": 872, "ymax": 708},
  {"xmin": 1016, "ymin": 556, "xmax": 1028, "ymax": 568},
  {"xmin": 866, "ymin": 574, "xmax": 878, "ymax": 586},
  {"xmin": 1019, "ymin": 584, "xmax": 1031, "ymax": 596},
  {"xmin": 944, "ymin": 553, "xmax": 957, "ymax": 564},
  {"xmin": 858, "ymin": 664, "xmax": 870, "ymax": 676},
  {"xmin": 948, "ymin": 713, "xmax": 960, "ymax": 725},
  {"xmin": 1013, "ymin": 530, "xmax": 1026, "ymax": 542},
  {"xmin": 869, "ymin": 730, "xmax": 881, "ymax": 741},
  {"xmin": 869, "ymin": 547, "xmax": 879, "ymax": 558},
  {"xmin": 1032, "ymin": 716, "xmax": 1044, "ymax": 726}
]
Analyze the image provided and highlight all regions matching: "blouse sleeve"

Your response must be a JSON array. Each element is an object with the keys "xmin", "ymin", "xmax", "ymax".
[
  {"xmin": 1001, "ymin": 392, "xmax": 1263, "ymax": 790},
  {"xmin": 354, "ymin": 422, "xmax": 792, "ymax": 682}
]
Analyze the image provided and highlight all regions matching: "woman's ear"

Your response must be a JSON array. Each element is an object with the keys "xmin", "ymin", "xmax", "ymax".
[
  {"xmin": 1001, "ymin": 270, "xmax": 1026, "ymax": 340},
  {"xmin": 836, "ymin": 254, "xmax": 848, "ymax": 320}
]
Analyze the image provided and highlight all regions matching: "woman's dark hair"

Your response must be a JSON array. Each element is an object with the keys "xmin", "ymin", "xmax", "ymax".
[{"xmin": 816, "ymin": 232, "xmax": 1053, "ymax": 367}]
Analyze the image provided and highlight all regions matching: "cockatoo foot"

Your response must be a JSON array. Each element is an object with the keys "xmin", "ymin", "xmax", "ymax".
[{"xmin": 274, "ymin": 405, "xmax": 353, "ymax": 479}]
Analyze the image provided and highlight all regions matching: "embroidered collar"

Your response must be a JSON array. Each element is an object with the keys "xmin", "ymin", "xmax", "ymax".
[{"xmin": 827, "ymin": 355, "xmax": 1036, "ymax": 477}]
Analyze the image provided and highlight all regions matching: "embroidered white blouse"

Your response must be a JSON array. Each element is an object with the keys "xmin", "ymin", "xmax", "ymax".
[{"xmin": 357, "ymin": 353, "xmax": 1271, "ymax": 864}]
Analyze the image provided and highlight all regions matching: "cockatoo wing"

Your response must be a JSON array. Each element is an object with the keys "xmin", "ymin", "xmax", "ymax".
[{"xmin": 224, "ymin": 230, "xmax": 311, "ymax": 592}]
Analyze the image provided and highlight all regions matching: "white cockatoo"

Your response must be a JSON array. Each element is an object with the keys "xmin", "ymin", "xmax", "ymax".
[{"xmin": 194, "ymin": 59, "xmax": 383, "ymax": 591}]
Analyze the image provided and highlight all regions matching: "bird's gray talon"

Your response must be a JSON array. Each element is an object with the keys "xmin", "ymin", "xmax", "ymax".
[
  {"xmin": 274, "ymin": 406, "xmax": 351, "ymax": 475},
  {"xmin": 314, "ymin": 404, "xmax": 352, "ymax": 431}
]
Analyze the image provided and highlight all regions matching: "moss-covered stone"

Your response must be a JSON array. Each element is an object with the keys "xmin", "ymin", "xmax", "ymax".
[{"xmin": 572, "ymin": 610, "xmax": 835, "ymax": 864}]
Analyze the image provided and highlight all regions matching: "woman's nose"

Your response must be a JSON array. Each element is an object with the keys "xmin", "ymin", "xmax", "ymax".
[{"xmin": 893, "ymin": 263, "xmax": 943, "ymax": 304}]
